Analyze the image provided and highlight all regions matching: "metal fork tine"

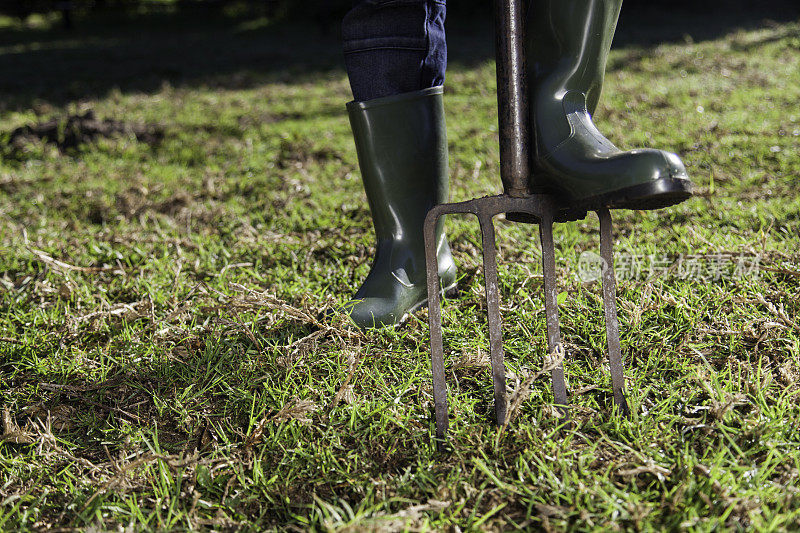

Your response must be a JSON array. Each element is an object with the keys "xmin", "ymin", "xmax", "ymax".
[
  {"xmin": 539, "ymin": 213, "xmax": 569, "ymax": 414},
  {"xmin": 597, "ymin": 208, "xmax": 630, "ymax": 416},
  {"xmin": 478, "ymin": 214, "xmax": 508, "ymax": 426},
  {"xmin": 423, "ymin": 208, "xmax": 450, "ymax": 444}
]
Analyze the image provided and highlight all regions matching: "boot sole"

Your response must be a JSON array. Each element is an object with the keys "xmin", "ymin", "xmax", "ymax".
[
  {"xmin": 509, "ymin": 178, "xmax": 692, "ymax": 224},
  {"xmin": 513, "ymin": 177, "xmax": 692, "ymax": 223},
  {"xmin": 571, "ymin": 177, "xmax": 694, "ymax": 212}
]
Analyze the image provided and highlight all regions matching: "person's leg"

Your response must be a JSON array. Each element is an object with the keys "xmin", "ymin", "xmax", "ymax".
[
  {"xmin": 340, "ymin": 0, "xmax": 455, "ymax": 328},
  {"xmin": 343, "ymin": 0, "xmax": 447, "ymax": 101}
]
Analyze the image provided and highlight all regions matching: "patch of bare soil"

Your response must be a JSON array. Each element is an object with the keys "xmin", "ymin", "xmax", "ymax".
[{"xmin": 6, "ymin": 110, "xmax": 163, "ymax": 152}]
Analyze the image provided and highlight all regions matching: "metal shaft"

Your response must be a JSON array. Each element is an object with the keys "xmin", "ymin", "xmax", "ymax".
[
  {"xmin": 598, "ymin": 209, "xmax": 629, "ymax": 415},
  {"xmin": 494, "ymin": 0, "xmax": 531, "ymax": 198}
]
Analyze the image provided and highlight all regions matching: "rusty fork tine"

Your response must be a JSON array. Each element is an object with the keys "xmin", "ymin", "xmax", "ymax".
[
  {"xmin": 424, "ymin": 207, "xmax": 449, "ymax": 444},
  {"xmin": 598, "ymin": 208, "xmax": 630, "ymax": 416},
  {"xmin": 539, "ymin": 212, "xmax": 569, "ymax": 414},
  {"xmin": 478, "ymin": 214, "xmax": 508, "ymax": 426}
]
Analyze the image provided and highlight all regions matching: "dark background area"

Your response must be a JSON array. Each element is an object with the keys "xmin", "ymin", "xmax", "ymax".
[
  {"xmin": 1, "ymin": 0, "xmax": 798, "ymax": 32},
  {"xmin": 0, "ymin": 0, "xmax": 797, "ymax": 111}
]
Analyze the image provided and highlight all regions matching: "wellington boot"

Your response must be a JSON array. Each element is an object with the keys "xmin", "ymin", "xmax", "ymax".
[
  {"xmin": 345, "ymin": 87, "xmax": 457, "ymax": 328},
  {"xmin": 528, "ymin": 0, "xmax": 693, "ymax": 210}
]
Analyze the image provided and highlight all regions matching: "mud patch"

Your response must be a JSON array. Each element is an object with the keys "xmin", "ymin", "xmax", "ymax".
[
  {"xmin": 115, "ymin": 186, "xmax": 192, "ymax": 220},
  {"xmin": 275, "ymin": 137, "xmax": 342, "ymax": 169},
  {"xmin": 6, "ymin": 110, "xmax": 164, "ymax": 153}
]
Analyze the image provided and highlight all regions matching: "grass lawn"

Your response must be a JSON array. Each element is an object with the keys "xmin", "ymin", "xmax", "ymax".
[{"xmin": 1, "ymin": 7, "xmax": 799, "ymax": 531}]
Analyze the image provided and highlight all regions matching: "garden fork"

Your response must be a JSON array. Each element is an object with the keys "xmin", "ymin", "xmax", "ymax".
[{"xmin": 423, "ymin": 0, "xmax": 629, "ymax": 444}]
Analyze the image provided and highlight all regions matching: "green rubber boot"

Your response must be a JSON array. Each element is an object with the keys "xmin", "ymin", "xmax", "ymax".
[
  {"xmin": 528, "ymin": 0, "xmax": 693, "ymax": 210},
  {"xmin": 345, "ymin": 87, "xmax": 457, "ymax": 328}
]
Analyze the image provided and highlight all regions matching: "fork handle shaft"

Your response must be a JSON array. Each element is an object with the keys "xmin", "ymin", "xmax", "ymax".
[{"xmin": 495, "ymin": 0, "xmax": 531, "ymax": 197}]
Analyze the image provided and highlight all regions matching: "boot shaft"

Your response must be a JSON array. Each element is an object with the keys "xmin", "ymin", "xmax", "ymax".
[
  {"xmin": 527, "ymin": 0, "xmax": 622, "ymax": 115},
  {"xmin": 347, "ymin": 87, "xmax": 449, "ymax": 244}
]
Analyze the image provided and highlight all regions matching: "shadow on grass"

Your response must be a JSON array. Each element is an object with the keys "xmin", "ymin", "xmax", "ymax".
[
  {"xmin": 0, "ymin": 1, "xmax": 797, "ymax": 111},
  {"xmin": 0, "ymin": 318, "xmax": 443, "ymax": 505},
  {"xmin": 1, "ymin": 320, "xmax": 314, "ymax": 447}
]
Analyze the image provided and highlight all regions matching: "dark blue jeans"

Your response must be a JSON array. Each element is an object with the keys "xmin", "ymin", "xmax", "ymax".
[{"xmin": 342, "ymin": 0, "xmax": 447, "ymax": 102}]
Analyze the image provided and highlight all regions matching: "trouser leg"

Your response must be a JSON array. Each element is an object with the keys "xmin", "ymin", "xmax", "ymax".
[{"xmin": 342, "ymin": 0, "xmax": 447, "ymax": 102}]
